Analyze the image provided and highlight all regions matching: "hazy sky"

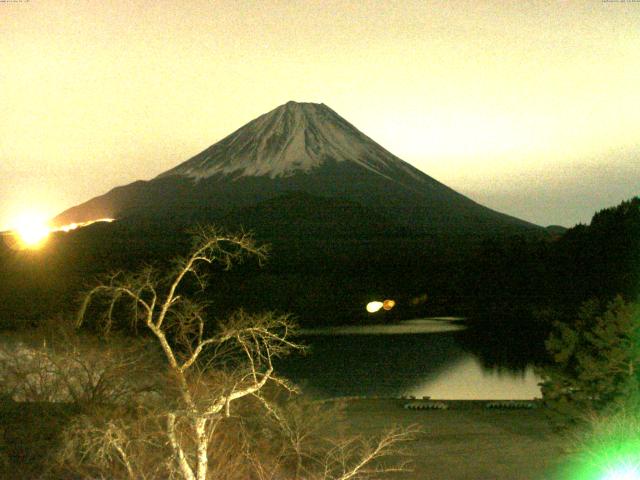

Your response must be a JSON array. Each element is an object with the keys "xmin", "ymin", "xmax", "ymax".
[{"xmin": 2, "ymin": 0, "xmax": 639, "ymax": 230}]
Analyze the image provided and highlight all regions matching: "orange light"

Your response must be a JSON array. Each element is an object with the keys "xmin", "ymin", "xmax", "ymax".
[{"xmin": 383, "ymin": 299, "xmax": 396, "ymax": 311}]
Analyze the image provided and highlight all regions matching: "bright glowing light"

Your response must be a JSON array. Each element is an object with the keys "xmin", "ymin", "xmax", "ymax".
[
  {"xmin": 366, "ymin": 301, "xmax": 384, "ymax": 313},
  {"xmin": 603, "ymin": 464, "xmax": 640, "ymax": 480},
  {"xmin": 12, "ymin": 213, "xmax": 50, "ymax": 248},
  {"xmin": 58, "ymin": 223, "xmax": 80, "ymax": 232},
  {"xmin": 557, "ymin": 428, "xmax": 640, "ymax": 480},
  {"xmin": 383, "ymin": 299, "xmax": 396, "ymax": 311},
  {"xmin": 4, "ymin": 215, "xmax": 115, "ymax": 250},
  {"xmin": 56, "ymin": 218, "xmax": 115, "ymax": 232}
]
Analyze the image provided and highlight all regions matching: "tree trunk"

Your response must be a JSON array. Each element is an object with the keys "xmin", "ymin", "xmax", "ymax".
[
  {"xmin": 195, "ymin": 416, "xmax": 209, "ymax": 480},
  {"xmin": 167, "ymin": 413, "xmax": 196, "ymax": 480}
]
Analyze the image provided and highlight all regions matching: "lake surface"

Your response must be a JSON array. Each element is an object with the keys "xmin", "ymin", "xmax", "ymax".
[{"xmin": 276, "ymin": 318, "xmax": 542, "ymax": 400}]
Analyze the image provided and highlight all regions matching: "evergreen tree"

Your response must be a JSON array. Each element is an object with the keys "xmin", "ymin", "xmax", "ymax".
[{"xmin": 539, "ymin": 296, "xmax": 640, "ymax": 426}]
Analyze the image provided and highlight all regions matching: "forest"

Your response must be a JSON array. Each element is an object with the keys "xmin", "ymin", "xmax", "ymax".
[{"xmin": 1, "ymin": 197, "xmax": 638, "ymax": 334}]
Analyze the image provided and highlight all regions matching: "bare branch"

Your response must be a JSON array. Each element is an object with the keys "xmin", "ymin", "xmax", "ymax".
[
  {"xmin": 179, "ymin": 338, "xmax": 219, "ymax": 373},
  {"xmin": 167, "ymin": 413, "xmax": 196, "ymax": 480},
  {"xmin": 328, "ymin": 425, "xmax": 420, "ymax": 480}
]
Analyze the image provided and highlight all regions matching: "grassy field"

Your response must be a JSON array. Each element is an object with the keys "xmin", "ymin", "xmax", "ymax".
[
  {"xmin": 1, "ymin": 397, "xmax": 568, "ymax": 479},
  {"xmin": 336, "ymin": 398, "xmax": 567, "ymax": 480}
]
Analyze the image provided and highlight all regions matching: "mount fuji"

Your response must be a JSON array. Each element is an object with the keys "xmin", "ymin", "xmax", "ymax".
[{"xmin": 53, "ymin": 101, "xmax": 539, "ymax": 236}]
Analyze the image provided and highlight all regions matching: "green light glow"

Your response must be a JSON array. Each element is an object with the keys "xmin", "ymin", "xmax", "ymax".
[
  {"xmin": 557, "ymin": 436, "xmax": 640, "ymax": 479},
  {"xmin": 552, "ymin": 408, "xmax": 640, "ymax": 480},
  {"xmin": 602, "ymin": 463, "xmax": 640, "ymax": 480}
]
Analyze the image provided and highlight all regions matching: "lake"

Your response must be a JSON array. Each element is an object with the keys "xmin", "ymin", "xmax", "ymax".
[{"xmin": 276, "ymin": 318, "xmax": 543, "ymax": 400}]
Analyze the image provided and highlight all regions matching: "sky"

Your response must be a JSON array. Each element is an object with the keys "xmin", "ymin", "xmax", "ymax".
[{"xmin": 1, "ymin": 0, "xmax": 639, "ymax": 230}]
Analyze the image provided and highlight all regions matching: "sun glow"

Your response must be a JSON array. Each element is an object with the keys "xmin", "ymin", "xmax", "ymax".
[
  {"xmin": 12, "ymin": 213, "xmax": 50, "ymax": 248},
  {"xmin": 55, "ymin": 218, "xmax": 115, "ymax": 232},
  {"xmin": 5, "ymin": 214, "xmax": 115, "ymax": 250}
]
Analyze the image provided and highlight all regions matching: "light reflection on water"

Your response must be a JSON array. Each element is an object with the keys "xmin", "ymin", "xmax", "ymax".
[
  {"xmin": 405, "ymin": 356, "xmax": 541, "ymax": 400},
  {"xmin": 298, "ymin": 318, "xmax": 466, "ymax": 336},
  {"xmin": 283, "ymin": 318, "xmax": 543, "ymax": 400}
]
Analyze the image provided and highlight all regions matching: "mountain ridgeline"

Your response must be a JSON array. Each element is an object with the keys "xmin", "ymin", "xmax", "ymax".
[
  {"xmin": 54, "ymin": 101, "xmax": 539, "ymax": 237},
  {"xmin": 9, "ymin": 103, "xmax": 638, "ymax": 332},
  {"xmin": 6, "ymin": 101, "xmax": 551, "ymax": 329}
]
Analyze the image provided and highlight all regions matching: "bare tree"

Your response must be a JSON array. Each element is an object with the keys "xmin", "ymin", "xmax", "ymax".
[
  {"xmin": 74, "ymin": 227, "xmax": 304, "ymax": 479},
  {"xmin": 67, "ymin": 227, "xmax": 416, "ymax": 480}
]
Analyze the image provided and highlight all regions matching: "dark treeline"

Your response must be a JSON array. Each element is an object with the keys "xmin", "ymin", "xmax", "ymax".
[
  {"xmin": 456, "ymin": 197, "xmax": 639, "ymax": 364},
  {"xmin": 469, "ymin": 196, "xmax": 640, "ymax": 311},
  {"xmin": 1, "ymin": 197, "xmax": 638, "ymax": 345}
]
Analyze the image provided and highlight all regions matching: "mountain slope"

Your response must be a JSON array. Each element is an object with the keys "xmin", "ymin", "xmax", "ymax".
[
  {"xmin": 158, "ymin": 101, "xmax": 424, "ymax": 182},
  {"xmin": 53, "ymin": 101, "xmax": 540, "ymax": 236},
  {"xmin": 221, "ymin": 191, "xmax": 411, "ymax": 240}
]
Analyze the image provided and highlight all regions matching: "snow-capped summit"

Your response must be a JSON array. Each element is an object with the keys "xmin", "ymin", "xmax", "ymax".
[{"xmin": 158, "ymin": 101, "xmax": 420, "ymax": 182}]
